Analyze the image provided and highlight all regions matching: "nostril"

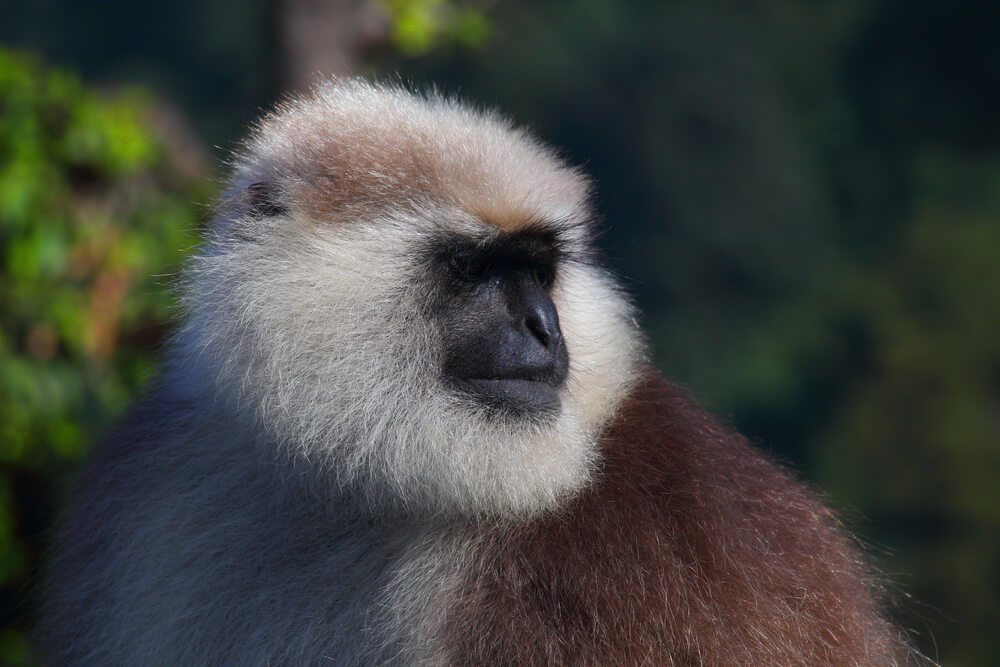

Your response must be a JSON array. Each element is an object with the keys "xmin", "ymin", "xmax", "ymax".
[
  {"xmin": 526, "ymin": 316, "xmax": 547, "ymax": 347},
  {"xmin": 525, "ymin": 308, "xmax": 562, "ymax": 350}
]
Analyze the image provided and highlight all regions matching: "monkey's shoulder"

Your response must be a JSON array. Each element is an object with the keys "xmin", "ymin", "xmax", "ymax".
[
  {"xmin": 63, "ymin": 391, "xmax": 220, "ymax": 503},
  {"xmin": 41, "ymin": 392, "xmax": 381, "ymax": 664},
  {"xmin": 441, "ymin": 373, "xmax": 901, "ymax": 665},
  {"xmin": 509, "ymin": 371, "xmax": 852, "ymax": 579},
  {"xmin": 593, "ymin": 371, "xmax": 824, "ymax": 525}
]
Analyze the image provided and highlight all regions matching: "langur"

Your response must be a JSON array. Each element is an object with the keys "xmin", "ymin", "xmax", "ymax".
[{"xmin": 40, "ymin": 80, "xmax": 918, "ymax": 665}]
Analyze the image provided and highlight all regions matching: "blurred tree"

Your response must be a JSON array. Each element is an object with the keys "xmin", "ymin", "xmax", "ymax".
[
  {"xmin": 275, "ymin": 0, "xmax": 490, "ymax": 91},
  {"xmin": 0, "ymin": 50, "xmax": 209, "ymax": 662},
  {"xmin": 275, "ymin": 0, "xmax": 390, "ymax": 89}
]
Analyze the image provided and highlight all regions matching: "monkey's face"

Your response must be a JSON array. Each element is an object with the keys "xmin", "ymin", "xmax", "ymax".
[
  {"xmin": 432, "ymin": 230, "xmax": 569, "ymax": 417},
  {"xmin": 174, "ymin": 82, "xmax": 642, "ymax": 518}
]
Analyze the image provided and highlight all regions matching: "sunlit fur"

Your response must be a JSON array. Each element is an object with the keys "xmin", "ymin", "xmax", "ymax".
[{"xmin": 173, "ymin": 81, "xmax": 642, "ymax": 518}]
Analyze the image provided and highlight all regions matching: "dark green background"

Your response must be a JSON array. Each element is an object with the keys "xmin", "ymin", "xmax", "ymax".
[{"xmin": 3, "ymin": 1, "xmax": 999, "ymax": 664}]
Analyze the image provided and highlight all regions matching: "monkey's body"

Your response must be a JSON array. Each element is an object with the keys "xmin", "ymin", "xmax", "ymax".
[
  {"xmin": 41, "ymin": 81, "xmax": 913, "ymax": 664},
  {"xmin": 44, "ymin": 374, "xmax": 904, "ymax": 665}
]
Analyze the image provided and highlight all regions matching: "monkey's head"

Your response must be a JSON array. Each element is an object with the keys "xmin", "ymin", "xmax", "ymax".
[{"xmin": 173, "ymin": 80, "xmax": 643, "ymax": 518}]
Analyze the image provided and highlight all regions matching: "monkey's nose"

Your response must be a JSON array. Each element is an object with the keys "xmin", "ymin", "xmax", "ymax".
[
  {"xmin": 524, "ymin": 297, "xmax": 562, "ymax": 350},
  {"xmin": 515, "ymin": 283, "xmax": 568, "ymax": 387}
]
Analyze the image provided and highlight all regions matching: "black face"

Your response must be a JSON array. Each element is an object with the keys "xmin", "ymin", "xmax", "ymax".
[{"xmin": 430, "ymin": 230, "xmax": 570, "ymax": 416}]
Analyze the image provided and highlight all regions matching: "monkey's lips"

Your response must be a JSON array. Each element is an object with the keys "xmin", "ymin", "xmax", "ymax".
[{"xmin": 455, "ymin": 376, "xmax": 563, "ymax": 414}]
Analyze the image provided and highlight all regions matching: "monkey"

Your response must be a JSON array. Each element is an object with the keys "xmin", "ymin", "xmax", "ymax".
[{"xmin": 39, "ymin": 80, "xmax": 918, "ymax": 665}]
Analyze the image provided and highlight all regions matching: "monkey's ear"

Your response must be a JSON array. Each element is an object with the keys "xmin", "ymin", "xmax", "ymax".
[
  {"xmin": 245, "ymin": 181, "xmax": 289, "ymax": 219},
  {"xmin": 213, "ymin": 179, "xmax": 290, "ymax": 242}
]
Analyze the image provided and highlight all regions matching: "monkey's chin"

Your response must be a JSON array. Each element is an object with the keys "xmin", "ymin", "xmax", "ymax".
[{"xmin": 455, "ymin": 378, "xmax": 563, "ymax": 417}]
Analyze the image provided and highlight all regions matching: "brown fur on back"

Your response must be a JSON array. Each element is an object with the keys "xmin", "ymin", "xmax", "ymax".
[{"xmin": 441, "ymin": 372, "xmax": 910, "ymax": 665}]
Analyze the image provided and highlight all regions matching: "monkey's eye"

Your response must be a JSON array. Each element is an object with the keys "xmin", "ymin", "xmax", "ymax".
[
  {"xmin": 446, "ymin": 253, "xmax": 491, "ymax": 285},
  {"xmin": 531, "ymin": 267, "xmax": 555, "ymax": 289},
  {"xmin": 447, "ymin": 254, "xmax": 474, "ymax": 278}
]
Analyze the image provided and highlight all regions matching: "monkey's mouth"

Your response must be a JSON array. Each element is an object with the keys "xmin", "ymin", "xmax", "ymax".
[{"xmin": 455, "ymin": 376, "xmax": 563, "ymax": 415}]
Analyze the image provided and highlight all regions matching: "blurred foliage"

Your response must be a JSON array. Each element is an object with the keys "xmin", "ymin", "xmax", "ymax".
[
  {"xmin": 0, "ymin": 50, "xmax": 207, "ymax": 661},
  {"xmin": 1, "ymin": 0, "xmax": 999, "ymax": 664},
  {"xmin": 812, "ymin": 158, "xmax": 1000, "ymax": 663},
  {"xmin": 727, "ymin": 153, "xmax": 1000, "ymax": 663},
  {"xmin": 380, "ymin": 0, "xmax": 491, "ymax": 54}
]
